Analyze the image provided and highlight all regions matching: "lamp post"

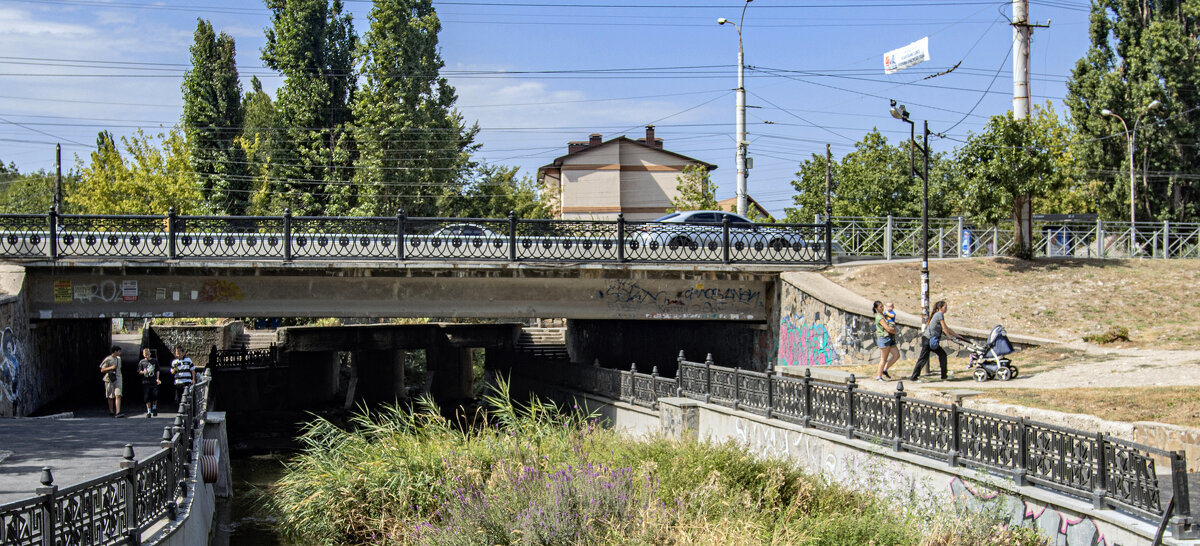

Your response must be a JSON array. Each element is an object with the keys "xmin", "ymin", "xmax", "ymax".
[
  {"xmin": 1101, "ymin": 100, "xmax": 1160, "ymax": 225},
  {"xmin": 718, "ymin": 0, "xmax": 752, "ymax": 217},
  {"xmin": 890, "ymin": 100, "xmax": 931, "ymax": 323}
]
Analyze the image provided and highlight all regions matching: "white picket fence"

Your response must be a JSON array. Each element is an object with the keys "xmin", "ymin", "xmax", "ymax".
[{"xmin": 823, "ymin": 215, "xmax": 1200, "ymax": 260}]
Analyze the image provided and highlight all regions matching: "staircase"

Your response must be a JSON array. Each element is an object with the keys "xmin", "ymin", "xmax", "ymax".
[
  {"xmin": 516, "ymin": 327, "xmax": 568, "ymax": 361},
  {"xmin": 230, "ymin": 329, "xmax": 277, "ymax": 351}
]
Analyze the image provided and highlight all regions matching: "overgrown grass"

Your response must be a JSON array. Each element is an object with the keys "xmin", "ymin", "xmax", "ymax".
[
  {"xmin": 980, "ymin": 386, "xmax": 1200, "ymax": 428},
  {"xmin": 272, "ymin": 378, "xmax": 1047, "ymax": 545}
]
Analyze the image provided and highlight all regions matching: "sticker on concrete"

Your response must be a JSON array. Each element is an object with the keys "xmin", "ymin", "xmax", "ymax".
[
  {"xmin": 53, "ymin": 280, "xmax": 72, "ymax": 303},
  {"xmin": 121, "ymin": 280, "xmax": 138, "ymax": 302}
]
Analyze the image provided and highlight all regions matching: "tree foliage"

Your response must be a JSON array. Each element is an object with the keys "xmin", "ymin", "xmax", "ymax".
[
  {"xmin": 69, "ymin": 130, "xmax": 206, "ymax": 214},
  {"xmin": 182, "ymin": 19, "xmax": 248, "ymax": 214},
  {"xmin": 440, "ymin": 164, "xmax": 550, "ymax": 219},
  {"xmin": 785, "ymin": 129, "xmax": 960, "ymax": 222},
  {"xmin": 261, "ymin": 0, "xmax": 357, "ymax": 215},
  {"xmin": 0, "ymin": 161, "xmax": 59, "ymax": 214},
  {"xmin": 1064, "ymin": 0, "xmax": 1200, "ymax": 222},
  {"xmin": 350, "ymin": 0, "xmax": 478, "ymax": 217},
  {"xmin": 668, "ymin": 165, "xmax": 718, "ymax": 212}
]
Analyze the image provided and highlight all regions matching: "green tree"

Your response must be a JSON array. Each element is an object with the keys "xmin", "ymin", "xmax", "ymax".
[
  {"xmin": 182, "ymin": 19, "xmax": 248, "ymax": 215},
  {"xmin": 441, "ymin": 164, "xmax": 550, "ymax": 219},
  {"xmin": 955, "ymin": 104, "xmax": 1070, "ymax": 258},
  {"xmin": 0, "ymin": 162, "xmax": 59, "ymax": 214},
  {"xmin": 1064, "ymin": 0, "xmax": 1200, "ymax": 222},
  {"xmin": 240, "ymin": 76, "xmax": 277, "ymax": 215},
  {"xmin": 261, "ymin": 0, "xmax": 357, "ymax": 215},
  {"xmin": 785, "ymin": 130, "xmax": 960, "ymax": 222},
  {"xmin": 70, "ymin": 129, "xmax": 206, "ymax": 214},
  {"xmin": 668, "ymin": 165, "xmax": 718, "ymax": 212},
  {"xmin": 351, "ymin": 0, "xmax": 478, "ymax": 218}
]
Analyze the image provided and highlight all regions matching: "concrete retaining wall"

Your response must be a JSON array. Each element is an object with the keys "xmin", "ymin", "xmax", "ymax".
[
  {"xmin": 145, "ymin": 322, "xmax": 244, "ymax": 369},
  {"xmin": 774, "ymin": 271, "xmax": 1051, "ymax": 369},
  {"xmin": 1, "ymin": 265, "xmax": 111, "ymax": 416},
  {"xmin": 566, "ymin": 319, "xmax": 773, "ymax": 373}
]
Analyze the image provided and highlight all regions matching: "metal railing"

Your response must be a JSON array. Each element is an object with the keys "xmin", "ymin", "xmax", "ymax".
[
  {"xmin": 208, "ymin": 344, "xmax": 279, "ymax": 370},
  {"xmin": 0, "ymin": 372, "xmax": 213, "ymax": 546},
  {"xmin": 511, "ymin": 354, "xmax": 1194, "ymax": 534},
  {"xmin": 827, "ymin": 215, "xmax": 1200, "ymax": 259},
  {"xmin": 0, "ymin": 208, "xmax": 831, "ymax": 266}
]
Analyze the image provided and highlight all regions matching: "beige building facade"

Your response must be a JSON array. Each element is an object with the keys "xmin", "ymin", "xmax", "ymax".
[{"xmin": 537, "ymin": 127, "xmax": 718, "ymax": 222}]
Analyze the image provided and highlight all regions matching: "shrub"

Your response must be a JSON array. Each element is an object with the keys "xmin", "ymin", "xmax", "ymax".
[{"xmin": 1083, "ymin": 326, "xmax": 1131, "ymax": 344}]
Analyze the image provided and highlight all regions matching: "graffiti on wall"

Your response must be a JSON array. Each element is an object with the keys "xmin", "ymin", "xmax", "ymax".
[
  {"xmin": 1, "ymin": 327, "xmax": 21, "ymax": 409},
  {"xmin": 598, "ymin": 280, "xmax": 762, "ymax": 318},
  {"xmin": 777, "ymin": 313, "xmax": 840, "ymax": 366},
  {"xmin": 198, "ymin": 280, "xmax": 244, "ymax": 302},
  {"xmin": 951, "ymin": 478, "xmax": 1107, "ymax": 546}
]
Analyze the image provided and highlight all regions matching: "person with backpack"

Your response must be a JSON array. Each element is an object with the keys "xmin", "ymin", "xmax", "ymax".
[
  {"xmin": 100, "ymin": 346, "xmax": 124, "ymax": 417},
  {"xmin": 909, "ymin": 300, "xmax": 962, "ymax": 382}
]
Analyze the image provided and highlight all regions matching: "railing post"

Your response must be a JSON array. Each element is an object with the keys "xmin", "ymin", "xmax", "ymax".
[
  {"xmin": 765, "ymin": 364, "xmax": 774, "ymax": 419},
  {"xmin": 732, "ymin": 366, "xmax": 740, "ymax": 411},
  {"xmin": 893, "ymin": 381, "xmax": 905, "ymax": 451},
  {"xmin": 1163, "ymin": 220, "xmax": 1170, "ymax": 259},
  {"xmin": 120, "ymin": 444, "xmax": 139, "ymax": 545},
  {"xmin": 167, "ymin": 207, "xmax": 177, "ymax": 260},
  {"xmin": 508, "ymin": 210, "xmax": 517, "ymax": 262},
  {"xmin": 1092, "ymin": 432, "xmax": 1107, "ymax": 509},
  {"xmin": 1169, "ymin": 450, "xmax": 1198, "ymax": 539},
  {"xmin": 1014, "ymin": 417, "xmax": 1028, "ymax": 486},
  {"xmin": 801, "ymin": 368, "xmax": 812, "ymax": 428},
  {"xmin": 160, "ymin": 426, "xmax": 178, "ymax": 520},
  {"xmin": 676, "ymin": 350, "xmax": 685, "ymax": 396},
  {"xmin": 1130, "ymin": 222, "xmax": 1136, "ymax": 257},
  {"xmin": 36, "ymin": 467, "xmax": 57, "ymax": 546},
  {"xmin": 825, "ymin": 214, "xmax": 833, "ymax": 266},
  {"xmin": 845, "ymin": 374, "xmax": 856, "ymax": 439},
  {"xmin": 617, "ymin": 213, "xmax": 626, "ymax": 263},
  {"xmin": 396, "ymin": 210, "xmax": 406, "ymax": 261},
  {"xmin": 651, "ymin": 366, "xmax": 659, "ymax": 408},
  {"xmin": 703, "ymin": 353, "xmax": 713, "ymax": 404},
  {"xmin": 989, "ymin": 226, "xmax": 997, "ymax": 256},
  {"xmin": 937, "ymin": 226, "xmax": 944, "ymax": 258},
  {"xmin": 48, "ymin": 205, "xmax": 58, "ymax": 260},
  {"xmin": 884, "ymin": 214, "xmax": 893, "ymax": 260},
  {"xmin": 956, "ymin": 216, "xmax": 964, "ymax": 258},
  {"xmin": 1096, "ymin": 218, "xmax": 1105, "ymax": 258},
  {"xmin": 721, "ymin": 215, "xmax": 730, "ymax": 264},
  {"xmin": 282, "ymin": 208, "xmax": 292, "ymax": 262},
  {"xmin": 627, "ymin": 363, "xmax": 636, "ymax": 404},
  {"xmin": 948, "ymin": 403, "xmax": 960, "ymax": 467}
]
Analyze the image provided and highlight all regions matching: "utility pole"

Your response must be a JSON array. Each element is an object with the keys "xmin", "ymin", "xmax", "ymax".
[
  {"xmin": 1012, "ymin": 0, "xmax": 1030, "ymax": 120},
  {"xmin": 824, "ymin": 144, "xmax": 831, "ymax": 221},
  {"xmin": 55, "ymin": 143, "xmax": 63, "ymax": 211}
]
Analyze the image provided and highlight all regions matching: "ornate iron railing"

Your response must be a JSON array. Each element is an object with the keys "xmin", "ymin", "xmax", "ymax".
[
  {"xmin": 0, "ymin": 209, "xmax": 831, "ymax": 266},
  {"xmin": 510, "ymin": 353, "xmax": 1193, "ymax": 529},
  {"xmin": 207, "ymin": 344, "xmax": 280, "ymax": 370},
  {"xmin": 827, "ymin": 215, "xmax": 1200, "ymax": 259},
  {"xmin": 0, "ymin": 373, "xmax": 214, "ymax": 546}
]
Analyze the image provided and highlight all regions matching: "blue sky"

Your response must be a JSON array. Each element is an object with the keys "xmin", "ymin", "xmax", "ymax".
[{"xmin": 0, "ymin": 0, "xmax": 1095, "ymax": 217}]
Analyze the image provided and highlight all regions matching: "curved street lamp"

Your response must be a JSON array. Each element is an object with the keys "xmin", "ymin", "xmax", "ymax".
[
  {"xmin": 890, "ymin": 100, "xmax": 930, "ymax": 324},
  {"xmin": 718, "ymin": 0, "xmax": 752, "ymax": 216},
  {"xmin": 1101, "ymin": 99, "xmax": 1160, "ymax": 225}
]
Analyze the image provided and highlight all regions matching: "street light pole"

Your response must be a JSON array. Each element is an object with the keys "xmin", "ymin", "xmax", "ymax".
[
  {"xmin": 719, "ymin": 0, "xmax": 752, "ymax": 216},
  {"xmin": 1102, "ymin": 100, "xmax": 1159, "ymax": 225},
  {"xmin": 891, "ymin": 100, "xmax": 930, "ymax": 324}
]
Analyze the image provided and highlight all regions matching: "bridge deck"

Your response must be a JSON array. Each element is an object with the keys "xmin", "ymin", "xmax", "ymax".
[{"xmin": 0, "ymin": 409, "xmax": 181, "ymax": 503}]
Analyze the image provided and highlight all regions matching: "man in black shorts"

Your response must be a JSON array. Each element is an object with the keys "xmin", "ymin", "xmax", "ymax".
[{"xmin": 137, "ymin": 348, "xmax": 161, "ymax": 417}]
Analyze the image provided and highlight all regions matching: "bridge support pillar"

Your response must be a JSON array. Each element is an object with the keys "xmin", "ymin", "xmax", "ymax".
[
  {"xmin": 284, "ymin": 351, "xmax": 340, "ymax": 408},
  {"xmin": 429, "ymin": 341, "xmax": 474, "ymax": 407},
  {"xmin": 350, "ymin": 350, "xmax": 408, "ymax": 404}
]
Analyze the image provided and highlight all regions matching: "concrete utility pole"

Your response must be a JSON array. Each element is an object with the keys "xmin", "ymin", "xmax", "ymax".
[
  {"xmin": 1012, "ymin": 0, "xmax": 1031, "ymax": 120},
  {"xmin": 719, "ymin": 0, "xmax": 752, "ymax": 216},
  {"xmin": 54, "ymin": 144, "xmax": 62, "ymax": 211}
]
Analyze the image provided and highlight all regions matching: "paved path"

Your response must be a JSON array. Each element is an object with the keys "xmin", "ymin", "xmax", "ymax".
[{"xmin": 0, "ymin": 408, "xmax": 182, "ymax": 503}]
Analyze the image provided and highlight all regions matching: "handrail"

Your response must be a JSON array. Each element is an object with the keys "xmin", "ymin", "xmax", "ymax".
[
  {"xmin": 509, "ymin": 354, "xmax": 1194, "ymax": 534},
  {"xmin": 0, "ymin": 371, "xmax": 214, "ymax": 546},
  {"xmin": 0, "ymin": 210, "xmax": 831, "ymax": 266}
]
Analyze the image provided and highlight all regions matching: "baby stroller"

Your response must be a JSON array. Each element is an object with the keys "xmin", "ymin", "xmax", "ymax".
[{"xmin": 966, "ymin": 325, "xmax": 1018, "ymax": 382}]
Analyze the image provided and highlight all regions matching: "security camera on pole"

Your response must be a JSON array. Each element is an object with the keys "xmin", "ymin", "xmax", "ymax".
[{"xmin": 718, "ymin": 0, "xmax": 752, "ymax": 217}]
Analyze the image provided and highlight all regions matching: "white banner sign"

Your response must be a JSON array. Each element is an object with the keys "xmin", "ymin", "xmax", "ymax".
[{"xmin": 883, "ymin": 37, "xmax": 930, "ymax": 75}]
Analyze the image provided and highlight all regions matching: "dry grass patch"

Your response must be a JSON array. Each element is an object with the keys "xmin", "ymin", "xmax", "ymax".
[{"xmin": 978, "ymin": 386, "xmax": 1200, "ymax": 428}]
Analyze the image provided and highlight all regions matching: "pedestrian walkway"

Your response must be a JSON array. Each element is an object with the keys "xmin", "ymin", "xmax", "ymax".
[{"xmin": 0, "ymin": 408, "xmax": 181, "ymax": 503}]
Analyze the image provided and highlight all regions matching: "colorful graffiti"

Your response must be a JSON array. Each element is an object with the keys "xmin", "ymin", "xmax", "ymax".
[
  {"xmin": 599, "ymin": 280, "xmax": 762, "ymax": 315},
  {"xmin": 951, "ymin": 478, "xmax": 1107, "ymax": 546},
  {"xmin": 198, "ymin": 280, "xmax": 244, "ymax": 302},
  {"xmin": 777, "ymin": 313, "xmax": 840, "ymax": 367},
  {"xmin": 1, "ymin": 327, "xmax": 20, "ymax": 409}
]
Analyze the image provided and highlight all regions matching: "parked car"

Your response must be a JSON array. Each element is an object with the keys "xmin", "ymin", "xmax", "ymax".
[
  {"xmin": 633, "ymin": 211, "xmax": 830, "ymax": 256},
  {"xmin": 430, "ymin": 223, "xmax": 499, "ymax": 239}
]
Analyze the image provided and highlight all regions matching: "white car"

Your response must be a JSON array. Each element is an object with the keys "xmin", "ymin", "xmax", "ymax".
[{"xmin": 634, "ymin": 211, "xmax": 819, "ymax": 253}]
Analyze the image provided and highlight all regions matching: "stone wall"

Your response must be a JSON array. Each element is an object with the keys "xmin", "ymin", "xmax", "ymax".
[
  {"xmin": 0, "ymin": 265, "xmax": 111, "ymax": 416},
  {"xmin": 144, "ymin": 322, "xmax": 244, "ymax": 369}
]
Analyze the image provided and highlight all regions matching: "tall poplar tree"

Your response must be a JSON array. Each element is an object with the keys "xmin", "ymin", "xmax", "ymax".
[
  {"xmin": 1065, "ymin": 0, "xmax": 1200, "ymax": 222},
  {"xmin": 351, "ymin": 0, "xmax": 478, "ymax": 217},
  {"xmin": 182, "ymin": 19, "xmax": 248, "ymax": 215},
  {"xmin": 261, "ymin": 0, "xmax": 357, "ymax": 215}
]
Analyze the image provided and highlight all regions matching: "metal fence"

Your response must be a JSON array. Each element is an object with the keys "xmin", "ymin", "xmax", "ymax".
[
  {"xmin": 0, "ymin": 373, "xmax": 213, "ymax": 546},
  {"xmin": 828, "ymin": 215, "xmax": 1200, "ymax": 260},
  {"xmin": 207, "ymin": 344, "xmax": 279, "ymax": 370},
  {"xmin": 0, "ymin": 209, "xmax": 831, "ymax": 266},
  {"xmin": 512, "ymin": 354, "xmax": 1194, "ymax": 534}
]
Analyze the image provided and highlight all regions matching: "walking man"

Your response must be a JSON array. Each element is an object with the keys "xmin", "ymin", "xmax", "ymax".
[
  {"xmin": 170, "ymin": 346, "xmax": 195, "ymax": 404},
  {"xmin": 138, "ymin": 348, "xmax": 161, "ymax": 417},
  {"xmin": 100, "ymin": 346, "xmax": 124, "ymax": 417}
]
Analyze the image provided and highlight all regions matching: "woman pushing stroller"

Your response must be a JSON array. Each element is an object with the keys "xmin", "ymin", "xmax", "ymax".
[{"xmin": 909, "ymin": 300, "xmax": 963, "ymax": 382}]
